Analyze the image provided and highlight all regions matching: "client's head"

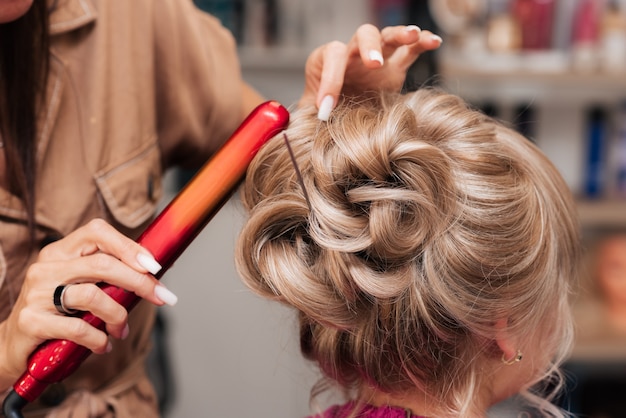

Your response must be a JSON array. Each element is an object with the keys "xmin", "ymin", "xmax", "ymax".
[{"xmin": 235, "ymin": 89, "xmax": 581, "ymax": 417}]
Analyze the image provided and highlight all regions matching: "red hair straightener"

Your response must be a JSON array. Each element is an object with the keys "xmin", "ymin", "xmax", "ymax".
[{"xmin": 2, "ymin": 101, "xmax": 289, "ymax": 418}]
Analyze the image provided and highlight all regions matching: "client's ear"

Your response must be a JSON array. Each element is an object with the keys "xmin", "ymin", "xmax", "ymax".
[{"xmin": 494, "ymin": 318, "xmax": 518, "ymax": 362}]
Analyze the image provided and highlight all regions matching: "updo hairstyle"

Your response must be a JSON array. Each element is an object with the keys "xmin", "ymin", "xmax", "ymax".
[{"xmin": 235, "ymin": 89, "xmax": 581, "ymax": 416}]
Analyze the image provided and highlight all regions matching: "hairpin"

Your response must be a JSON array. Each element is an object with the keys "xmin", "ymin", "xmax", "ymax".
[{"xmin": 282, "ymin": 132, "xmax": 312, "ymax": 210}]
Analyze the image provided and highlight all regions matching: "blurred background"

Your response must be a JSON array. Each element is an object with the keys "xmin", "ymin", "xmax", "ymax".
[{"xmin": 149, "ymin": 1, "xmax": 626, "ymax": 417}]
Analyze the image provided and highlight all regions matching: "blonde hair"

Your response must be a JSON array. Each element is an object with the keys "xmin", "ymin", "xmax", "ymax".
[{"xmin": 235, "ymin": 89, "xmax": 581, "ymax": 416}]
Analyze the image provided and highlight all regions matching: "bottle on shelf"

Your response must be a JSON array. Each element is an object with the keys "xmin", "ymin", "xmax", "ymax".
[
  {"xmin": 513, "ymin": 102, "xmax": 537, "ymax": 143},
  {"xmin": 571, "ymin": 0, "xmax": 601, "ymax": 73},
  {"xmin": 600, "ymin": 0, "xmax": 626, "ymax": 73},
  {"xmin": 583, "ymin": 106, "xmax": 609, "ymax": 199},
  {"xmin": 486, "ymin": 4, "xmax": 522, "ymax": 53},
  {"xmin": 511, "ymin": 0, "xmax": 556, "ymax": 50},
  {"xmin": 609, "ymin": 102, "xmax": 626, "ymax": 198}
]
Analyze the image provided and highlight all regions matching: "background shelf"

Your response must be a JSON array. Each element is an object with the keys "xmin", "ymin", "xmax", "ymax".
[
  {"xmin": 577, "ymin": 199, "xmax": 626, "ymax": 229},
  {"xmin": 440, "ymin": 48, "xmax": 626, "ymax": 105}
]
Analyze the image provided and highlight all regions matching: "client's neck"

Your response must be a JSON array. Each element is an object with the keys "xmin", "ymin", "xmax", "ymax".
[{"xmin": 361, "ymin": 386, "xmax": 488, "ymax": 418}]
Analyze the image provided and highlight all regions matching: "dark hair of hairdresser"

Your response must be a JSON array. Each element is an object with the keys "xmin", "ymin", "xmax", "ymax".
[
  {"xmin": 0, "ymin": 0, "xmax": 50, "ymax": 242},
  {"xmin": 236, "ymin": 89, "xmax": 581, "ymax": 417}
]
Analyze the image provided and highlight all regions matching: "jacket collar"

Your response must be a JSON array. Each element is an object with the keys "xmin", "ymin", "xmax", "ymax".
[{"xmin": 49, "ymin": 0, "xmax": 97, "ymax": 36}]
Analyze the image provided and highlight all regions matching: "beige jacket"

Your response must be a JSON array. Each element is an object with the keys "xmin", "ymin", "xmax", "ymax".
[{"xmin": 0, "ymin": 0, "xmax": 243, "ymax": 415}]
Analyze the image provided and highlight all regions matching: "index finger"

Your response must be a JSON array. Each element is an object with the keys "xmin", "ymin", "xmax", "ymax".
[{"xmin": 39, "ymin": 218, "xmax": 162, "ymax": 275}]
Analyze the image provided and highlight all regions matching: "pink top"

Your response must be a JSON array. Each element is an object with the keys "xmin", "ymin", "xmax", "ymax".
[{"xmin": 310, "ymin": 401, "xmax": 426, "ymax": 418}]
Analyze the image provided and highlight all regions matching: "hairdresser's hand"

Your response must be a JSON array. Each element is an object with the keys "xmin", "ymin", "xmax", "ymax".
[
  {"xmin": 302, "ymin": 24, "xmax": 442, "ymax": 120},
  {"xmin": 0, "ymin": 218, "xmax": 177, "ymax": 385}
]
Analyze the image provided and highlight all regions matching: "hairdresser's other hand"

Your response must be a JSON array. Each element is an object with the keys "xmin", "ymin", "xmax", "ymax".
[
  {"xmin": 302, "ymin": 24, "xmax": 442, "ymax": 121},
  {"xmin": 0, "ymin": 219, "xmax": 177, "ymax": 384}
]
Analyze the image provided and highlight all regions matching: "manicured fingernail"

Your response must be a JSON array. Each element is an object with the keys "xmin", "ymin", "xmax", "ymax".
[
  {"xmin": 431, "ymin": 34, "xmax": 443, "ymax": 44},
  {"xmin": 121, "ymin": 324, "xmax": 130, "ymax": 340},
  {"xmin": 155, "ymin": 284, "xmax": 178, "ymax": 306},
  {"xmin": 137, "ymin": 253, "xmax": 162, "ymax": 275},
  {"xmin": 368, "ymin": 50, "xmax": 384, "ymax": 65},
  {"xmin": 405, "ymin": 25, "xmax": 420, "ymax": 33},
  {"xmin": 317, "ymin": 95, "xmax": 334, "ymax": 121},
  {"xmin": 106, "ymin": 340, "xmax": 113, "ymax": 353}
]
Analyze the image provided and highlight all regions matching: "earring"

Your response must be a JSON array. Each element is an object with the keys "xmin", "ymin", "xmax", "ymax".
[{"xmin": 501, "ymin": 350, "xmax": 523, "ymax": 365}]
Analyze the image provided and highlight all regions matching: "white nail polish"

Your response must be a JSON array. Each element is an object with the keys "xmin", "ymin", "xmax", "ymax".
[
  {"xmin": 137, "ymin": 253, "xmax": 162, "ymax": 275},
  {"xmin": 405, "ymin": 25, "xmax": 420, "ymax": 33},
  {"xmin": 155, "ymin": 284, "xmax": 178, "ymax": 306},
  {"xmin": 431, "ymin": 34, "xmax": 443, "ymax": 44},
  {"xmin": 121, "ymin": 324, "xmax": 130, "ymax": 340},
  {"xmin": 317, "ymin": 95, "xmax": 334, "ymax": 121},
  {"xmin": 368, "ymin": 50, "xmax": 384, "ymax": 65}
]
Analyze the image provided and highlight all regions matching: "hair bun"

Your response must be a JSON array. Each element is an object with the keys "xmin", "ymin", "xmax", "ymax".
[{"xmin": 303, "ymin": 100, "xmax": 455, "ymax": 298}]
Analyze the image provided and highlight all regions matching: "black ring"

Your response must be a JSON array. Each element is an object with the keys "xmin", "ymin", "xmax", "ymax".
[{"xmin": 53, "ymin": 284, "xmax": 79, "ymax": 315}]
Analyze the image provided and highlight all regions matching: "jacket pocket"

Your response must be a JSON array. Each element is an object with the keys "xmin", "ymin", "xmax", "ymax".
[{"xmin": 95, "ymin": 142, "xmax": 163, "ymax": 229}]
